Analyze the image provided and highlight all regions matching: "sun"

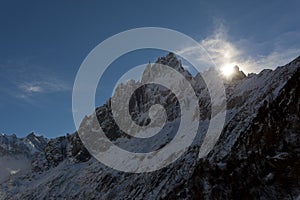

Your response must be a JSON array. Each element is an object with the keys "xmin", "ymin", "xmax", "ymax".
[{"xmin": 221, "ymin": 63, "xmax": 235, "ymax": 77}]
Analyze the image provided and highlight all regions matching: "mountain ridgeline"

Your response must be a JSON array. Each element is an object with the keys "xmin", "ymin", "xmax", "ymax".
[{"xmin": 0, "ymin": 53, "xmax": 300, "ymax": 199}]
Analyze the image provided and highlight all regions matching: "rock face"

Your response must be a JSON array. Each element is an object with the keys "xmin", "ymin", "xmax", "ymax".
[
  {"xmin": 0, "ymin": 54, "xmax": 299, "ymax": 199},
  {"xmin": 231, "ymin": 65, "xmax": 246, "ymax": 81},
  {"xmin": 177, "ymin": 61, "xmax": 300, "ymax": 199},
  {"xmin": 31, "ymin": 133, "xmax": 91, "ymax": 172}
]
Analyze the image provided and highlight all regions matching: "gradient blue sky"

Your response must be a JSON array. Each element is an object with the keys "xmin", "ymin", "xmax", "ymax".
[{"xmin": 0, "ymin": 0, "xmax": 299, "ymax": 138}]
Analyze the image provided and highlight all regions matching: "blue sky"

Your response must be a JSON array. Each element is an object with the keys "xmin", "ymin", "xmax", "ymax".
[{"xmin": 0, "ymin": 0, "xmax": 299, "ymax": 138}]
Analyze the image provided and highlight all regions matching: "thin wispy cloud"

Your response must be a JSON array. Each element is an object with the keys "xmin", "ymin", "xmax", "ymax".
[
  {"xmin": 16, "ymin": 79, "xmax": 70, "ymax": 101},
  {"xmin": 18, "ymin": 79, "xmax": 69, "ymax": 98},
  {"xmin": 177, "ymin": 22, "xmax": 300, "ymax": 74},
  {"xmin": 0, "ymin": 59, "xmax": 70, "ymax": 102},
  {"xmin": 240, "ymin": 48, "xmax": 300, "ymax": 73},
  {"xmin": 176, "ymin": 23, "xmax": 239, "ymax": 70},
  {"xmin": 20, "ymin": 84, "xmax": 43, "ymax": 93}
]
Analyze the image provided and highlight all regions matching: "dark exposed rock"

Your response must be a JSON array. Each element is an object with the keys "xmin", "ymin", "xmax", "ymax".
[
  {"xmin": 231, "ymin": 65, "xmax": 246, "ymax": 81},
  {"xmin": 1, "ymin": 54, "xmax": 300, "ymax": 200}
]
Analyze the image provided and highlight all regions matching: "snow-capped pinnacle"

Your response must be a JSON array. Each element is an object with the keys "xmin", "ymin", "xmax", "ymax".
[
  {"xmin": 155, "ymin": 52, "xmax": 185, "ymax": 72},
  {"xmin": 25, "ymin": 132, "xmax": 38, "ymax": 141},
  {"xmin": 24, "ymin": 132, "xmax": 48, "ymax": 152},
  {"xmin": 144, "ymin": 52, "xmax": 193, "ymax": 81},
  {"xmin": 0, "ymin": 132, "xmax": 48, "ymax": 156}
]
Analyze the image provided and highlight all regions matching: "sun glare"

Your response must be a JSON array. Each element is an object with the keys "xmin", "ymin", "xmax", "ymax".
[{"xmin": 221, "ymin": 63, "xmax": 235, "ymax": 77}]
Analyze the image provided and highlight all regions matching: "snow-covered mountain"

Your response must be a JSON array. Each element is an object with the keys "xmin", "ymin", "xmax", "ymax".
[
  {"xmin": 0, "ymin": 133, "xmax": 47, "ymax": 184},
  {"xmin": 0, "ymin": 53, "xmax": 299, "ymax": 199}
]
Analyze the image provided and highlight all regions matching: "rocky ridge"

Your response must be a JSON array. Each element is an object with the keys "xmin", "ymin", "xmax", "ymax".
[{"xmin": 0, "ymin": 53, "xmax": 299, "ymax": 199}]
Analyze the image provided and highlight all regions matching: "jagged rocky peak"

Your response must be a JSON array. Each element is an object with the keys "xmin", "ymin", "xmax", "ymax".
[
  {"xmin": 143, "ymin": 52, "xmax": 193, "ymax": 82},
  {"xmin": 231, "ymin": 65, "xmax": 246, "ymax": 81},
  {"xmin": 156, "ymin": 52, "xmax": 182, "ymax": 70},
  {"xmin": 0, "ymin": 132, "xmax": 48, "ymax": 156},
  {"xmin": 115, "ymin": 52, "xmax": 193, "ymax": 98},
  {"xmin": 199, "ymin": 65, "xmax": 246, "ymax": 82},
  {"xmin": 24, "ymin": 132, "xmax": 48, "ymax": 152},
  {"xmin": 25, "ymin": 132, "xmax": 38, "ymax": 139}
]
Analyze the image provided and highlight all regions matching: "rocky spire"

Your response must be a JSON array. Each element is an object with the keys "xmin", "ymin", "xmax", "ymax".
[
  {"xmin": 144, "ymin": 52, "xmax": 193, "ymax": 81},
  {"xmin": 231, "ymin": 65, "xmax": 246, "ymax": 81}
]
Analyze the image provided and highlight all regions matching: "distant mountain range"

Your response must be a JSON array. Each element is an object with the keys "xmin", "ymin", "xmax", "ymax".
[{"xmin": 0, "ymin": 53, "xmax": 299, "ymax": 199}]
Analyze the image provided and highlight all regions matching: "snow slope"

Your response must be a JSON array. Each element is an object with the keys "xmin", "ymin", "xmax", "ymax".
[{"xmin": 0, "ymin": 54, "xmax": 299, "ymax": 199}]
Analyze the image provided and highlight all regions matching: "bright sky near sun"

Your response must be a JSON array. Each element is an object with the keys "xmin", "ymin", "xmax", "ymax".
[{"xmin": 0, "ymin": 0, "xmax": 299, "ymax": 137}]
